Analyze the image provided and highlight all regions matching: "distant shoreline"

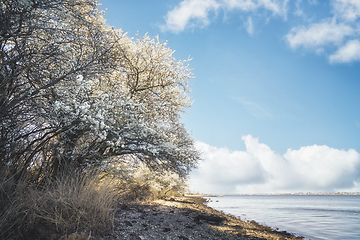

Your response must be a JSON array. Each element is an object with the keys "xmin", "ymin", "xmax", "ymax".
[{"xmin": 187, "ymin": 192, "xmax": 360, "ymax": 197}]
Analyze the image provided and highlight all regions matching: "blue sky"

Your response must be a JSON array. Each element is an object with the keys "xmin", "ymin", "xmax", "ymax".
[{"xmin": 99, "ymin": 0, "xmax": 360, "ymax": 194}]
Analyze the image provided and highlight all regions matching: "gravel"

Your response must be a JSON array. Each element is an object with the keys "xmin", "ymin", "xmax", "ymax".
[{"xmin": 99, "ymin": 197, "xmax": 303, "ymax": 240}]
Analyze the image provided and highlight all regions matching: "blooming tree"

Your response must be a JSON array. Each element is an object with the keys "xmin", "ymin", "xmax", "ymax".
[
  {"xmin": 0, "ymin": 0, "xmax": 200, "ymax": 183},
  {"xmin": 47, "ymin": 72, "xmax": 198, "ymax": 177},
  {"xmin": 0, "ymin": 0, "xmax": 118, "ymax": 181}
]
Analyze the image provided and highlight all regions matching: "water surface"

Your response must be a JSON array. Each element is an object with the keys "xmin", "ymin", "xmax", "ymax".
[{"xmin": 206, "ymin": 195, "xmax": 360, "ymax": 240}]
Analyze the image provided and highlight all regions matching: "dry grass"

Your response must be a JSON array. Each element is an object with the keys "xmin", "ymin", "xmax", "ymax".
[
  {"xmin": 0, "ymin": 171, "xmax": 119, "ymax": 239},
  {"xmin": 0, "ymin": 165, "xmax": 189, "ymax": 239}
]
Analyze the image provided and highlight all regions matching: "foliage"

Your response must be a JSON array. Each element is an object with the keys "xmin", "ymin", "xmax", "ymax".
[
  {"xmin": 0, "ymin": 0, "xmax": 200, "ymax": 183},
  {"xmin": 133, "ymin": 163, "xmax": 188, "ymax": 198},
  {"xmin": 0, "ymin": 0, "xmax": 117, "ymax": 182}
]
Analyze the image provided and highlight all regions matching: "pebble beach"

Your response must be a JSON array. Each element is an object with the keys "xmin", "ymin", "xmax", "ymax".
[{"xmin": 98, "ymin": 196, "xmax": 303, "ymax": 240}]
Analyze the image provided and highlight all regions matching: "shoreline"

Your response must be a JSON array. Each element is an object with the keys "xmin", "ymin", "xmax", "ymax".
[
  {"xmin": 99, "ymin": 196, "xmax": 304, "ymax": 240},
  {"xmin": 187, "ymin": 192, "xmax": 360, "ymax": 196},
  {"xmin": 224, "ymin": 192, "xmax": 360, "ymax": 196}
]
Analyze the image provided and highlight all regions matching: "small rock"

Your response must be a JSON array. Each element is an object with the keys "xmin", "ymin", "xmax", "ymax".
[
  {"xmin": 59, "ymin": 232, "xmax": 90, "ymax": 240},
  {"xmin": 124, "ymin": 220, "xmax": 133, "ymax": 226},
  {"xmin": 194, "ymin": 214, "xmax": 226, "ymax": 225},
  {"xmin": 178, "ymin": 236, "xmax": 189, "ymax": 240}
]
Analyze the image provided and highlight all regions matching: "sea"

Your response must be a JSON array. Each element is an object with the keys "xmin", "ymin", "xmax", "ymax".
[{"xmin": 205, "ymin": 195, "xmax": 360, "ymax": 240}]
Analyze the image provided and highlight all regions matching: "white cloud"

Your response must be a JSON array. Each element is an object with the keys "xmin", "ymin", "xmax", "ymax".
[
  {"xmin": 161, "ymin": 0, "xmax": 288, "ymax": 33},
  {"xmin": 333, "ymin": 0, "xmax": 360, "ymax": 22},
  {"xmin": 161, "ymin": 0, "xmax": 220, "ymax": 33},
  {"xmin": 284, "ymin": 144, "xmax": 360, "ymax": 188},
  {"xmin": 189, "ymin": 135, "xmax": 360, "ymax": 194},
  {"xmin": 286, "ymin": 19, "xmax": 354, "ymax": 49},
  {"xmin": 222, "ymin": 0, "xmax": 288, "ymax": 16},
  {"xmin": 190, "ymin": 139, "xmax": 268, "ymax": 193},
  {"xmin": 285, "ymin": 0, "xmax": 360, "ymax": 63},
  {"xmin": 244, "ymin": 17, "xmax": 254, "ymax": 35},
  {"xmin": 329, "ymin": 39, "xmax": 360, "ymax": 63},
  {"xmin": 162, "ymin": 0, "xmax": 360, "ymax": 64}
]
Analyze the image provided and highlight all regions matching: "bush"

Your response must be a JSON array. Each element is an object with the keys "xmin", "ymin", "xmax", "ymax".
[
  {"xmin": 99, "ymin": 162, "xmax": 189, "ymax": 202},
  {"xmin": 132, "ymin": 164, "xmax": 189, "ymax": 199}
]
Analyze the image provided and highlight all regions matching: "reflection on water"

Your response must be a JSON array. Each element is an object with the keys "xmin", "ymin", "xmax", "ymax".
[{"xmin": 206, "ymin": 195, "xmax": 360, "ymax": 240}]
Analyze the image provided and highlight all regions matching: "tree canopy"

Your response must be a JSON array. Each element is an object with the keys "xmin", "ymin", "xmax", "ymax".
[{"xmin": 0, "ymin": 0, "xmax": 200, "ymax": 183}]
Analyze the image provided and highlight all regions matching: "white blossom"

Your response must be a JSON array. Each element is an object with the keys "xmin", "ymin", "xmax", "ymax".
[{"xmin": 76, "ymin": 75, "xmax": 84, "ymax": 83}]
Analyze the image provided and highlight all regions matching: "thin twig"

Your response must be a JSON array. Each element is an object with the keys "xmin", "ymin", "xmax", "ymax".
[{"xmin": 87, "ymin": 230, "xmax": 92, "ymax": 240}]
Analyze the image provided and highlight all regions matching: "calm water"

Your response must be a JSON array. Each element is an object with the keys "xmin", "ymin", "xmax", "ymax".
[{"xmin": 206, "ymin": 195, "xmax": 360, "ymax": 240}]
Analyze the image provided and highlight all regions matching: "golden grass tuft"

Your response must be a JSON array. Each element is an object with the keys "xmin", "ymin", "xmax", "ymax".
[{"xmin": 0, "ymin": 170, "xmax": 119, "ymax": 239}]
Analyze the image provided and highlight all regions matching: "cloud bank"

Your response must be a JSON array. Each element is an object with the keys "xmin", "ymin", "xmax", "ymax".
[{"xmin": 189, "ymin": 135, "xmax": 360, "ymax": 194}]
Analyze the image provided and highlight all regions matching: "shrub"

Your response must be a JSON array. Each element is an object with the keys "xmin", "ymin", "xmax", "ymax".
[{"xmin": 132, "ymin": 164, "xmax": 189, "ymax": 199}]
